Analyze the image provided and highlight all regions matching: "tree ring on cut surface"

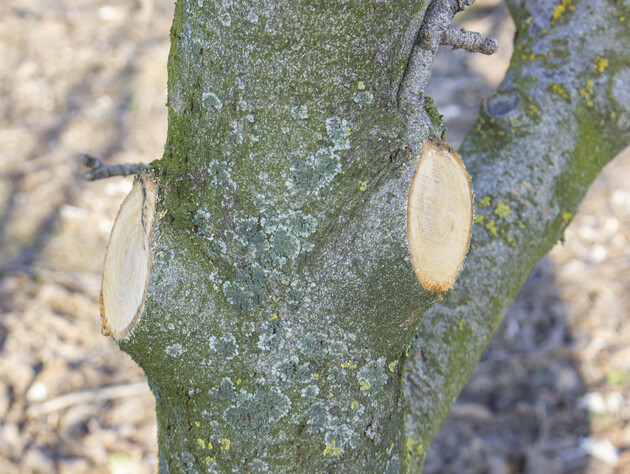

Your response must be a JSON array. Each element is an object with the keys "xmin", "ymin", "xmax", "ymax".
[
  {"xmin": 100, "ymin": 173, "xmax": 157, "ymax": 340},
  {"xmin": 407, "ymin": 139, "xmax": 473, "ymax": 292}
]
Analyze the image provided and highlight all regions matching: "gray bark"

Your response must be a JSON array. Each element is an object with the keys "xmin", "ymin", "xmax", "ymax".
[
  {"xmin": 406, "ymin": 0, "xmax": 630, "ymax": 469},
  {"xmin": 106, "ymin": 0, "xmax": 630, "ymax": 472}
]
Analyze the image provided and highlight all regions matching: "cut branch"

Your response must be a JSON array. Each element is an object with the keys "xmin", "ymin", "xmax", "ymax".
[
  {"xmin": 407, "ymin": 138, "xmax": 474, "ymax": 292},
  {"xmin": 100, "ymin": 173, "xmax": 157, "ymax": 339},
  {"xmin": 80, "ymin": 153, "xmax": 148, "ymax": 181}
]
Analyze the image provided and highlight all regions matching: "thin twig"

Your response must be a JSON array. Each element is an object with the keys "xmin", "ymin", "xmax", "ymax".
[
  {"xmin": 80, "ymin": 153, "xmax": 148, "ymax": 181},
  {"xmin": 441, "ymin": 26, "xmax": 498, "ymax": 55},
  {"xmin": 26, "ymin": 381, "xmax": 150, "ymax": 417}
]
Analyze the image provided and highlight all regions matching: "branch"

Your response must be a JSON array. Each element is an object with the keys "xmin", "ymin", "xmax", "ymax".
[
  {"xmin": 26, "ymin": 381, "xmax": 149, "ymax": 417},
  {"xmin": 440, "ymin": 26, "xmax": 498, "ymax": 55},
  {"xmin": 398, "ymin": 0, "xmax": 487, "ymax": 149},
  {"xmin": 80, "ymin": 153, "xmax": 148, "ymax": 181},
  {"xmin": 405, "ymin": 0, "xmax": 630, "ymax": 469}
]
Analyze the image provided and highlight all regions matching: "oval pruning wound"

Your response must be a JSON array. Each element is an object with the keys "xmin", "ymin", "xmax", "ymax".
[
  {"xmin": 100, "ymin": 173, "xmax": 157, "ymax": 339},
  {"xmin": 407, "ymin": 139, "xmax": 474, "ymax": 293}
]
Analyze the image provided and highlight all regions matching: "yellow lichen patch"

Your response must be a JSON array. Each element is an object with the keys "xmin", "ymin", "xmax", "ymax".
[
  {"xmin": 586, "ymin": 79, "xmax": 593, "ymax": 94},
  {"xmin": 474, "ymin": 214, "xmax": 484, "ymax": 224},
  {"xmin": 494, "ymin": 203, "xmax": 512, "ymax": 218},
  {"xmin": 328, "ymin": 391, "xmax": 334, "ymax": 398},
  {"xmin": 578, "ymin": 79, "xmax": 594, "ymax": 101},
  {"xmin": 269, "ymin": 313, "xmax": 278, "ymax": 321},
  {"xmin": 562, "ymin": 212, "xmax": 572, "ymax": 223},
  {"xmin": 406, "ymin": 438, "xmax": 416, "ymax": 461},
  {"xmin": 323, "ymin": 440, "xmax": 344, "ymax": 457},
  {"xmin": 550, "ymin": 83, "xmax": 569, "ymax": 99},
  {"xmin": 359, "ymin": 181, "xmax": 367, "ymax": 192},
  {"xmin": 552, "ymin": 0, "xmax": 574, "ymax": 22},
  {"xmin": 197, "ymin": 438, "xmax": 206, "ymax": 449},
  {"xmin": 479, "ymin": 196, "xmax": 492, "ymax": 208},
  {"xmin": 236, "ymin": 378, "xmax": 241, "ymax": 385},
  {"xmin": 340, "ymin": 360, "xmax": 357, "ymax": 369},
  {"xmin": 359, "ymin": 380, "xmax": 371, "ymax": 391},
  {"xmin": 485, "ymin": 220, "xmax": 499, "ymax": 237},
  {"xmin": 593, "ymin": 57, "xmax": 609, "ymax": 73},
  {"xmin": 221, "ymin": 438, "xmax": 231, "ymax": 450},
  {"xmin": 351, "ymin": 400, "xmax": 359, "ymax": 410},
  {"xmin": 205, "ymin": 457, "xmax": 216, "ymax": 465},
  {"xmin": 388, "ymin": 360, "xmax": 399, "ymax": 373},
  {"xmin": 357, "ymin": 81, "xmax": 365, "ymax": 90},
  {"xmin": 416, "ymin": 443, "xmax": 424, "ymax": 455}
]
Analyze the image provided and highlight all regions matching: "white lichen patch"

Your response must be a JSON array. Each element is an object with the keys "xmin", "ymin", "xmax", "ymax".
[
  {"xmin": 285, "ymin": 147, "xmax": 342, "ymax": 199},
  {"xmin": 612, "ymin": 67, "xmax": 630, "ymax": 114},
  {"xmin": 209, "ymin": 334, "xmax": 239, "ymax": 360},
  {"xmin": 325, "ymin": 423, "xmax": 358, "ymax": 449},
  {"xmin": 291, "ymin": 105, "xmax": 309, "ymax": 120},
  {"xmin": 301, "ymin": 385, "xmax": 320, "ymax": 398},
  {"xmin": 247, "ymin": 10, "xmax": 259, "ymax": 23},
  {"xmin": 218, "ymin": 11, "xmax": 231, "ymax": 26},
  {"xmin": 224, "ymin": 388, "xmax": 291, "ymax": 436},
  {"xmin": 354, "ymin": 91, "xmax": 374, "ymax": 107},
  {"xmin": 325, "ymin": 116, "xmax": 351, "ymax": 151},
  {"xmin": 202, "ymin": 92, "xmax": 223, "ymax": 110},
  {"xmin": 165, "ymin": 343, "xmax": 186, "ymax": 357},
  {"xmin": 226, "ymin": 128, "xmax": 243, "ymax": 145},
  {"xmin": 271, "ymin": 355, "xmax": 300, "ymax": 382},
  {"xmin": 306, "ymin": 402, "xmax": 332, "ymax": 433},
  {"xmin": 169, "ymin": 84, "xmax": 185, "ymax": 115},
  {"xmin": 356, "ymin": 358, "xmax": 387, "ymax": 393}
]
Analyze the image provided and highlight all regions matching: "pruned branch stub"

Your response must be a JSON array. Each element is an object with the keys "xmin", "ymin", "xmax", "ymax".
[
  {"xmin": 407, "ymin": 138, "xmax": 474, "ymax": 292},
  {"xmin": 100, "ymin": 173, "xmax": 157, "ymax": 339}
]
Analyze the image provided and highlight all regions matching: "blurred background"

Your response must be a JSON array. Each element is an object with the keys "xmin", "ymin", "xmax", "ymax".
[{"xmin": 0, "ymin": 0, "xmax": 628, "ymax": 472}]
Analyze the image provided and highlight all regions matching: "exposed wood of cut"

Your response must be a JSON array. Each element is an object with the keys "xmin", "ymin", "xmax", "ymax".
[
  {"xmin": 100, "ymin": 174, "xmax": 157, "ymax": 339},
  {"xmin": 407, "ymin": 139, "xmax": 474, "ymax": 292}
]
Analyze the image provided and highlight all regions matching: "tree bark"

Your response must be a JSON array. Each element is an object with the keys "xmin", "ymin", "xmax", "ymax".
[
  {"xmin": 405, "ymin": 0, "xmax": 630, "ymax": 470},
  {"xmin": 100, "ymin": 0, "xmax": 630, "ymax": 472}
]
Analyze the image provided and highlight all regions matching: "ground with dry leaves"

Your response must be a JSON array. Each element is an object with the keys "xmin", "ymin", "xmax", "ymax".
[{"xmin": 0, "ymin": 1, "xmax": 628, "ymax": 473}]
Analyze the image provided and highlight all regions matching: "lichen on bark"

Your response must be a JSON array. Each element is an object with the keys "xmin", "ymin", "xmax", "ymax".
[
  {"xmin": 100, "ymin": 0, "xmax": 630, "ymax": 472},
  {"xmin": 405, "ymin": 0, "xmax": 630, "ymax": 470},
  {"xmin": 115, "ymin": 1, "xmax": 450, "ymax": 472}
]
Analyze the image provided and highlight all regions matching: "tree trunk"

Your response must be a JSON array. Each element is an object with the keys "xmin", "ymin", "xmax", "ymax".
[{"xmin": 99, "ymin": 0, "xmax": 630, "ymax": 472}]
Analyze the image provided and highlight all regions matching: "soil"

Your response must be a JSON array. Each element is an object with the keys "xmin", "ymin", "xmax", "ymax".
[{"xmin": 0, "ymin": 1, "xmax": 628, "ymax": 472}]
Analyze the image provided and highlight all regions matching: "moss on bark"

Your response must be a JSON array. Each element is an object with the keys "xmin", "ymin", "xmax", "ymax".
[
  {"xmin": 105, "ymin": 0, "xmax": 630, "ymax": 472},
  {"xmin": 405, "ymin": 0, "xmax": 630, "ymax": 470}
]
